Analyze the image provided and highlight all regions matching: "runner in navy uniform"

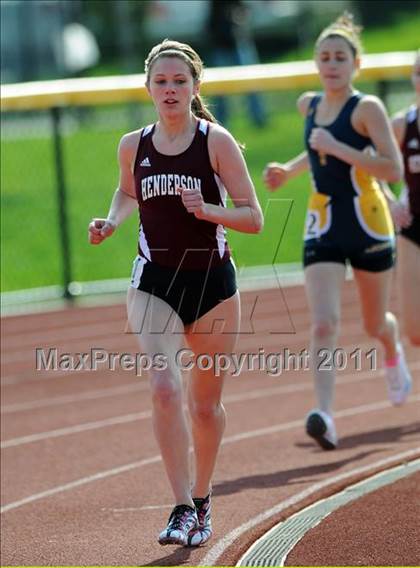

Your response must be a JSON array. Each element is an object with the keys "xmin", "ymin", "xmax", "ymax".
[
  {"xmin": 263, "ymin": 13, "xmax": 412, "ymax": 450},
  {"xmin": 89, "ymin": 39, "xmax": 263, "ymax": 546},
  {"xmin": 391, "ymin": 51, "xmax": 420, "ymax": 346}
]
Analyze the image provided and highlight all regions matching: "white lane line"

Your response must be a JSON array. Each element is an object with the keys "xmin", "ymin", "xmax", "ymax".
[
  {"xmin": 102, "ymin": 504, "xmax": 172, "ymax": 513},
  {"xmin": 199, "ymin": 448, "xmax": 420, "ymax": 567},
  {"xmin": 1, "ymin": 376, "xmax": 308, "ymax": 415},
  {"xmin": 1, "ymin": 382, "xmax": 147, "ymax": 414},
  {"xmin": 0, "ymin": 455, "xmax": 161, "ymax": 514},
  {"xmin": 0, "ymin": 330, "xmax": 390, "ymax": 386},
  {"xmin": 237, "ymin": 459, "xmax": 420, "ymax": 566},
  {"xmin": 1, "ymin": 396, "xmax": 419, "ymax": 514},
  {"xmin": 1, "ymin": 411, "xmax": 153, "ymax": 449},
  {"xmin": 3, "ymin": 342, "xmax": 419, "ymax": 411},
  {"xmin": 3, "ymin": 365, "xmax": 416, "ymax": 449},
  {"xmin": 222, "ymin": 395, "xmax": 420, "ymax": 445},
  {"xmin": 0, "ymin": 262, "xmax": 304, "ymax": 319},
  {"xmin": 2, "ymin": 380, "xmax": 318, "ymax": 449}
]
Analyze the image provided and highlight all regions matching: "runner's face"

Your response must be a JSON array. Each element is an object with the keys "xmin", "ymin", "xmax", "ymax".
[
  {"xmin": 316, "ymin": 37, "xmax": 358, "ymax": 92},
  {"xmin": 147, "ymin": 57, "xmax": 199, "ymax": 116}
]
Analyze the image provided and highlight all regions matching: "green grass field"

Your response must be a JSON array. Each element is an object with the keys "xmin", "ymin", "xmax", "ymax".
[
  {"xmin": 1, "ymin": 13, "xmax": 419, "ymax": 293},
  {"xmin": 274, "ymin": 13, "xmax": 420, "ymax": 62},
  {"xmin": 0, "ymin": 99, "xmax": 311, "ymax": 292}
]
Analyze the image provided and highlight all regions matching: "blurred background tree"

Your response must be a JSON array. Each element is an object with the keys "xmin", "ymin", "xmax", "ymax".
[
  {"xmin": 81, "ymin": 0, "xmax": 149, "ymax": 73},
  {"xmin": 2, "ymin": 0, "xmax": 419, "ymax": 83},
  {"xmin": 352, "ymin": 0, "xmax": 417, "ymax": 25},
  {"xmin": 2, "ymin": 0, "xmax": 420, "ymax": 295}
]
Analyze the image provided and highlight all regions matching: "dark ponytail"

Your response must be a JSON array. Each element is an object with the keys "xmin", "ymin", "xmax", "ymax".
[{"xmin": 191, "ymin": 94, "xmax": 217, "ymax": 123}]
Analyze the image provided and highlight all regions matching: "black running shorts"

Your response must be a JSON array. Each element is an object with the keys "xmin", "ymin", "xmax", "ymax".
[
  {"xmin": 400, "ymin": 215, "xmax": 420, "ymax": 247},
  {"xmin": 303, "ymin": 238, "xmax": 395, "ymax": 272},
  {"xmin": 130, "ymin": 256, "xmax": 237, "ymax": 325}
]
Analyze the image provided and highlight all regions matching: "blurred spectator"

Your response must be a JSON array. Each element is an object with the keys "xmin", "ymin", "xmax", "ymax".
[
  {"xmin": 206, "ymin": 0, "xmax": 267, "ymax": 127},
  {"xmin": 59, "ymin": 23, "xmax": 100, "ymax": 75}
]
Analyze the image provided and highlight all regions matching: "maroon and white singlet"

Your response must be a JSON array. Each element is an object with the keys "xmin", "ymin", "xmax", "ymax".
[
  {"xmin": 400, "ymin": 105, "xmax": 420, "ymax": 246},
  {"xmin": 133, "ymin": 119, "xmax": 231, "ymax": 270},
  {"xmin": 401, "ymin": 105, "xmax": 420, "ymax": 217}
]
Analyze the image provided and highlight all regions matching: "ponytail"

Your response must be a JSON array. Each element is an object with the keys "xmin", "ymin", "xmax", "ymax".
[
  {"xmin": 316, "ymin": 11, "xmax": 363, "ymax": 58},
  {"xmin": 191, "ymin": 94, "xmax": 217, "ymax": 123}
]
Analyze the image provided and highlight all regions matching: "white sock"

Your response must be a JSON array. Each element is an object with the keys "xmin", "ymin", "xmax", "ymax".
[{"xmin": 310, "ymin": 336, "xmax": 336, "ymax": 416}]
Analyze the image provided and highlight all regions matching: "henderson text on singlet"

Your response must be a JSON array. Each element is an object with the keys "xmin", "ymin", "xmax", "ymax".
[{"xmin": 141, "ymin": 174, "xmax": 201, "ymax": 201}]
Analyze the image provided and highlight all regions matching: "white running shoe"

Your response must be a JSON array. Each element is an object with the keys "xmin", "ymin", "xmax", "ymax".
[
  {"xmin": 158, "ymin": 504, "xmax": 198, "ymax": 546},
  {"xmin": 188, "ymin": 493, "xmax": 212, "ymax": 547},
  {"xmin": 305, "ymin": 409, "xmax": 338, "ymax": 450},
  {"xmin": 385, "ymin": 343, "xmax": 412, "ymax": 406}
]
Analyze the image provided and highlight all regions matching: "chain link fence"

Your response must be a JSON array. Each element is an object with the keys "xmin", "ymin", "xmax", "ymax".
[{"xmin": 0, "ymin": 68, "xmax": 414, "ymax": 308}]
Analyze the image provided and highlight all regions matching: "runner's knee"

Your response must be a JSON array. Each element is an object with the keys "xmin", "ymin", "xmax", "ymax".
[
  {"xmin": 150, "ymin": 370, "xmax": 182, "ymax": 410},
  {"xmin": 189, "ymin": 400, "xmax": 224, "ymax": 424},
  {"xmin": 312, "ymin": 316, "xmax": 339, "ymax": 340}
]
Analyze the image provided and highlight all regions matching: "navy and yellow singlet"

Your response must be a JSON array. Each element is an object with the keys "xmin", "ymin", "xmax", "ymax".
[{"xmin": 303, "ymin": 92, "xmax": 395, "ymax": 272}]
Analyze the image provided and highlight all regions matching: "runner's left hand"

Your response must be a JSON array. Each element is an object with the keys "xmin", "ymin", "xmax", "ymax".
[
  {"xmin": 309, "ymin": 128, "xmax": 338, "ymax": 155},
  {"xmin": 179, "ymin": 187, "xmax": 207, "ymax": 219}
]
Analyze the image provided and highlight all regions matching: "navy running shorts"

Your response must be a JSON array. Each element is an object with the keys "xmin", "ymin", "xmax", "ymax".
[{"xmin": 303, "ymin": 238, "xmax": 395, "ymax": 272}]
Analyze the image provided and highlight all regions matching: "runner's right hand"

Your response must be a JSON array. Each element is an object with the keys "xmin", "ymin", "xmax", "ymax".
[
  {"xmin": 263, "ymin": 162, "xmax": 289, "ymax": 191},
  {"xmin": 88, "ymin": 218, "xmax": 116, "ymax": 245}
]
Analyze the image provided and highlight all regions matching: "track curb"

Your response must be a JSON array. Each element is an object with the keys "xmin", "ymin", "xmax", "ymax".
[{"xmin": 237, "ymin": 458, "xmax": 420, "ymax": 566}]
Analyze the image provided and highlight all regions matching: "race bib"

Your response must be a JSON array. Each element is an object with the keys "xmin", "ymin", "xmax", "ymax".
[{"xmin": 304, "ymin": 193, "xmax": 331, "ymax": 240}]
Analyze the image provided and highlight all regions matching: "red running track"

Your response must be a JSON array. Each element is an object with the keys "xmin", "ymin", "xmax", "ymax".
[{"xmin": 1, "ymin": 282, "xmax": 419, "ymax": 566}]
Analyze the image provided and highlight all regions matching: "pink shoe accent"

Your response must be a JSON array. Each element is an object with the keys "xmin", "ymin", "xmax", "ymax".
[{"xmin": 385, "ymin": 354, "xmax": 399, "ymax": 368}]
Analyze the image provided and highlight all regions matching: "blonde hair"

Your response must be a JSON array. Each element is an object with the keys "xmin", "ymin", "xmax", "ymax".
[
  {"xmin": 145, "ymin": 39, "xmax": 217, "ymax": 123},
  {"xmin": 316, "ymin": 12, "xmax": 363, "ymax": 58}
]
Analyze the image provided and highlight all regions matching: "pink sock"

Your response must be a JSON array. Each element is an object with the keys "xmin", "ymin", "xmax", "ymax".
[{"xmin": 386, "ymin": 354, "xmax": 400, "ymax": 368}]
